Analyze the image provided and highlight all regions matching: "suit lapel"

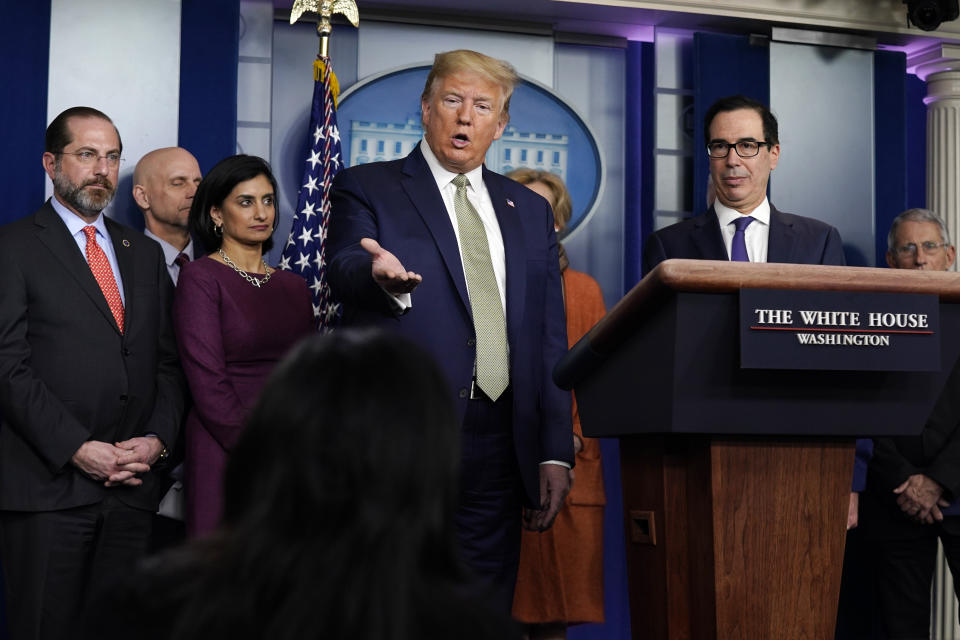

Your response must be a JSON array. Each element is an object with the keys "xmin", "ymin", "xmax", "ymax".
[
  {"xmin": 767, "ymin": 206, "xmax": 796, "ymax": 264},
  {"xmin": 106, "ymin": 217, "xmax": 134, "ymax": 334},
  {"xmin": 34, "ymin": 202, "xmax": 122, "ymax": 334},
  {"xmin": 692, "ymin": 207, "xmax": 729, "ymax": 260},
  {"xmin": 484, "ymin": 169, "xmax": 524, "ymax": 351},
  {"xmin": 400, "ymin": 145, "xmax": 471, "ymax": 314}
]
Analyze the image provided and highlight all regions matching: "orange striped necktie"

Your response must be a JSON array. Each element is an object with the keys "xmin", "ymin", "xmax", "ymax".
[{"xmin": 82, "ymin": 225, "xmax": 124, "ymax": 333}]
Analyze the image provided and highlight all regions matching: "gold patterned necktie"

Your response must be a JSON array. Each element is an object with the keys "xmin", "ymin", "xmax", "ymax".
[{"xmin": 452, "ymin": 174, "xmax": 509, "ymax": 400}]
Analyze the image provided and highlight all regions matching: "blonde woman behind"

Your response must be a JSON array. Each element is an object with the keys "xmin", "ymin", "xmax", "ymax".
[{"xmin": 507, "ymin": 169, "xmax": 606, "ymax": 639}]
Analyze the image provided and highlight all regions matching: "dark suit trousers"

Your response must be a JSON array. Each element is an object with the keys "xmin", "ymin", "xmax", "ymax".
[
  {"xmin": 871, "ymin": 520, "xmax": 960, "ymax": 639},
  {"xmin": 835, "ymin": 527, "xmax": 883, "ymax": 640},
  {"xmin": 0, "ymin": 496, "xmax": 152, "ymax": 640},
  {"xmin": 455, "ymin": 388, "xmax": 522, "ymax": 616},
  {"xmin": 845, "ymin": 493, "xmax": 960, "ymax": 640}
]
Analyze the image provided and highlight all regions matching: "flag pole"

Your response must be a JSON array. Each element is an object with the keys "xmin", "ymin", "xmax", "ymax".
[{"xmin": 282, "ymin": 0, "xmax": 359, "ymax": 331}]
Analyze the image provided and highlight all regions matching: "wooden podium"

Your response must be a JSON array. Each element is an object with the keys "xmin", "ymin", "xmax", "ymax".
[{"xmin": 555, "ymin": 260, "xmax": 960, "ymax": 640}]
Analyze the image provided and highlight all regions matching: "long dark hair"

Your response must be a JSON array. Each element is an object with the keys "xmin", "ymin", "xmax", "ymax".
[
  {"xmin": 162, "ymin": 330, "xmax": 512, "ymax": 639},
  {"xmin": 189, "ymin": 154, "xmax": 279, "ymax": 253}
]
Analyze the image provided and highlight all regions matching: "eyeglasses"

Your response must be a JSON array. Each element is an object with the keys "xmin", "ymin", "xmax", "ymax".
[
  {"xmin": 706, "ymin": 140, "xmax": 773, "ymax": 159},
  {"xmin": 56, "ymin": 151, "xmax": 124, "ymax": 167},
  {"xmin": 894, "ymin": 241, "xmax": 949, "ymax": 257}
]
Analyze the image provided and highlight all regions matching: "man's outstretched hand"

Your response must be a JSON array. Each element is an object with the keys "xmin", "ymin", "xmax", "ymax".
[{"xmin": 361, "ymin": 238, "xmax": 422, "ymax": 295}]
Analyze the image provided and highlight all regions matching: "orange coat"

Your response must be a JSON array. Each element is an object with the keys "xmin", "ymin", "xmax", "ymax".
[{"xmin": 512, "ymin": 267, "xmax": 607, "ymax": 624}]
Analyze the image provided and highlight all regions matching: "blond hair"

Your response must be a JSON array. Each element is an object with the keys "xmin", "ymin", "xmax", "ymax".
[
  {"xmin": 507, "ymin": 168, "xmax": 573, "ymax": 232},
  {"xmin": 421, "ymin": 50, "xmax": 518, "ymax": 121}
]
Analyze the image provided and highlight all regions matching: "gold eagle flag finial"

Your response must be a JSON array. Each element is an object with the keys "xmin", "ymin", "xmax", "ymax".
[
  {"xmin": 290, "ymin": 0, "xmax": 359, "ymax": 58},
  {"xmin": 289, "ymin": 0, "xmax": 359, "ymax": 104}
]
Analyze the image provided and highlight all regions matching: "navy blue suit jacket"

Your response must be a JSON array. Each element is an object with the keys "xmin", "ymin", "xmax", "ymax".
[
  {"xmin": 328, "ymin": 144, "xmax": 573, "ymax": 506},
  {"xmin": 641, "ymin": 205, "xmax": 846, "ymax": 275}
]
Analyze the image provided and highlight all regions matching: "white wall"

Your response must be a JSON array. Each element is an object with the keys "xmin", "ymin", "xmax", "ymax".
[
  {"xmin": 357, "ymin": 22, "xmax": 554, "ymax": 86},
  {"xmin": 769, "ymin": 41, "xmax": 876, "ymax": 265},
  {"xmin": 47, "ymin": 0, "xmax": 182, "ymax": 225}
]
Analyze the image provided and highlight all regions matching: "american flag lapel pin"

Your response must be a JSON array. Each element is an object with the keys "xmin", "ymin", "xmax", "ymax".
[{"xmin": 506, "ymin": 198, "xmax": 515, "ymax": 208}]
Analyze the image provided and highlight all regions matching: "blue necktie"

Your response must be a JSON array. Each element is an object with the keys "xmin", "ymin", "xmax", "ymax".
[{"xmin": 730, "ymin": 216, "xmax": 755, "ymax": 262}]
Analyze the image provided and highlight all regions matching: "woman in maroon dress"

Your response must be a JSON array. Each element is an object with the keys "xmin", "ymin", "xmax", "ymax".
[{"xmin": 174, "ymin": 155, "xmax": 314, "ymax": 536}]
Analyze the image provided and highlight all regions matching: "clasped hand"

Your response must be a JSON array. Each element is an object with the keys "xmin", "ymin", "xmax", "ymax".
[
  {"xmin": 894, "ymin": 473, "xmax": 950, "ymax": 524},
  {"xmin": 71, "ymin": 437, "xmax": 164, "ymax": 487}
]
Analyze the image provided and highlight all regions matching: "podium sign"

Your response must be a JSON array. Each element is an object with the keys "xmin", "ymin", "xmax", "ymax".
[{"xmin": 740, "ymin": 288, "xmax": 939, "ymax": 371}]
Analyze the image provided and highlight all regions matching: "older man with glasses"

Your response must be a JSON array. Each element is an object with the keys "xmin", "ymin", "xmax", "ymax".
[
  {"xmin": 886, "ymin": 208, "xmax": 957, "ymax": 271},
  {"xmin": 836, "ymin": 208, "xmax": 960, "ymax": 639},
  {"xmin": 642, "ymin": 94, "xmax": 846, "ymax": 275}
]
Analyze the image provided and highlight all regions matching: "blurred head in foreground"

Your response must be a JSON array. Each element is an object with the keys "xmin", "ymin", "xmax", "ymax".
[{"xmin": 99, "ymin": 330, "xmax": 517, "ymax": 640}]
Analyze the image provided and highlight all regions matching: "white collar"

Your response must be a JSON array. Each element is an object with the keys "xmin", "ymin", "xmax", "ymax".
[
  {"xmin": 144, "ymin": 227, "xmax": 194, "ymax": 266},
  {"xmin": 714, "ymin": 197, "xmax": 771, "ymax": 227},
  {"xmin": 50, "ymin": 196, "xmax": 109, "ymax": 239},
  {"xmin": 420, "ymin": 138, "xmax": 485, "ymax": 192}
]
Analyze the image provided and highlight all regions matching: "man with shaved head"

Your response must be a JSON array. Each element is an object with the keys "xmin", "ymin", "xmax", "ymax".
[
  {"xmin": 133, "ymin": 147, "xmax": 202, "ymax": 283},
  {"xmin": 131, "ymin": 148, "xmax": 201, "ymax": 549}
]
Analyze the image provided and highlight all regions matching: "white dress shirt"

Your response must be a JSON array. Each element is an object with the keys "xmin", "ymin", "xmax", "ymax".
[
  {"xmin": 715, "ymin": 197, "xmax": 771, "ymax": 263},
  {"xmin": 144, "ymin": 228, "xmax": 194, "ymax": 285}
]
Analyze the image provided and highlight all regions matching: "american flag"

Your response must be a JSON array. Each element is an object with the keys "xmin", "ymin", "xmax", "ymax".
[{"xmin": 279, "ymin": 56, "xmax": 342, "ymax": 330}]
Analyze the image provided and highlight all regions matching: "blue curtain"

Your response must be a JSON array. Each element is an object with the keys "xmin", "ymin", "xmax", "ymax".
[
  {"xmin": 693, "ymin": 33, "xmax": 770, "ymax": 219},
  {"xmin": 2, "ymin": 1, "xmax": 51, "ymax": 226},
  {"xmin": 623, "ymin": 41, "xmax": 655, "ymax": 292},
  {"xmin": 0, "ymin": 7, "xmax": 51, "ymax": 635},
  {"xmin": 906, "ymin": 73, "xmax": 927, "ymax": 212},
  {"xmin": 179, "ymin": 0, "xmax": 240, "ymax": 172},
  {"xmin": 874, "ymin": 50, "xmax": 910, "ymax": 266}
]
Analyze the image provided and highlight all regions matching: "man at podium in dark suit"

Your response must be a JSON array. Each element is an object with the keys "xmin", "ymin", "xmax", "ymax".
[
  {"xmin": 642, "ymin": 95, "xmax": 846, "ymax": 274},
  {"xmin": 328, "ymin": 49, "xmax": 573, "ymax": 613},
  {"xmin": 132, "ymin": 146, "xmax": 203, "ymax": 551}
]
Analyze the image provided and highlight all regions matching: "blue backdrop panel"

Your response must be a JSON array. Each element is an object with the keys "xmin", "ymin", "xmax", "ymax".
[
  {"xmin": 3, "ymin": 1, "xmax": 51, "ymax": 225},
  {"xmin": 179, "ymin": 0, "xmax": 239, "ymax": 173},
  {"xmin": 565, "ymin": 437, "xmax": 632, "ymax": 640},
  {"xmin": 624, "ymin": 41, "xmax": 654, "ymax": 293},
  {"xmin": 874, "ymin": 50, "xmax": 909, "ymax": 266},
  {"xmin": 0, "ymin": 3, "xmax": 51, "ymax": 633},
  {"xmin": 693, "ymin": 33, "xmax": 769, "ymax": 220},
  {"xmin": 906, "ymin": 73, "xmax": 927, "ymax": 212}
]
